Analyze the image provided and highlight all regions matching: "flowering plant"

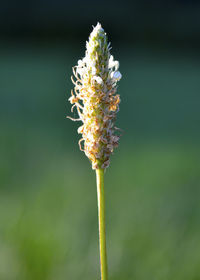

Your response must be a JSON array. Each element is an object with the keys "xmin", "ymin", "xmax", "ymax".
[{"xmin": 68, "ymin": 23, "xmax": 122, "ymax": 280}]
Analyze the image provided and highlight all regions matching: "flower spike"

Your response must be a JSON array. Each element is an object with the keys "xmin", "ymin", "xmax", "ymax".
[{"xmin": 68, "ymin": 22, "xmax": 122, "ymax": 169}]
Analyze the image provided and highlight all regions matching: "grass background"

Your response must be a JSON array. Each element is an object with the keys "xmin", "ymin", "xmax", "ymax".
[{"xmin": 0, "ymin": 40, "xmax": 200, "ymax": 280}]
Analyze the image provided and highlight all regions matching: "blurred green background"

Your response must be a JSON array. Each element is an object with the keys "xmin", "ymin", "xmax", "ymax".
[{"xmin": 0, "ymin": 1, "xmax": 200, "ymax": 279}]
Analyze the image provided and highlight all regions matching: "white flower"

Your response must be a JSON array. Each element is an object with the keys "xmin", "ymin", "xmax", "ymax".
[
  {"xmin": 93, "ymin": 76, "xmax": 103, "ymax": 84},
  {"xmin": 78, "ymin": 59, "xmax": 84, "ymax": 67},
  {"xmin": 82, "ymin": 57, "xmax": 88, "ymax": 64},
  {"xmin": 109, "ymin": 55, "xmax": 119, "ymax": 70},
  {"xmin": 77, "ymin": 67, "xmax": 86, "ymax": 76}
]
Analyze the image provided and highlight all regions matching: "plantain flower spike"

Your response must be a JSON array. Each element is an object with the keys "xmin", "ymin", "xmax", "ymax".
[{"xmin": 68, "ymin": 22, "xmax": 122, "ymax": 169}]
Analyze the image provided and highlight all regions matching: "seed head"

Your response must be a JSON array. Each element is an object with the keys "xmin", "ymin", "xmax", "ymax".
[{"xmin": 68, "ymin": 23, "xmax": 122, "ymax": 169}]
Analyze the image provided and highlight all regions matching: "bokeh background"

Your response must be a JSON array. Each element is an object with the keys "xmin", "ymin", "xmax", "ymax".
[{"xmin": 1, "ymin": 0, "xmax": 200, "ymax": 279}]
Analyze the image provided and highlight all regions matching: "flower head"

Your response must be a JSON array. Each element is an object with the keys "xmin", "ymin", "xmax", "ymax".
[{"xmin": 68, "ymin": 23, "xmax": 122, "ymax": 169}]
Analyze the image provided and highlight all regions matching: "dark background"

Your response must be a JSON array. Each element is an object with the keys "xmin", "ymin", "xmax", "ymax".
[{"xmin": 0, "ymin": 1, "xmax": 200, "ymax": 279}]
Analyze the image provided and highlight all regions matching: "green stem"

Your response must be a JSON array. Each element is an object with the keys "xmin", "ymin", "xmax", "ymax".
[{"xmin": 96, "ymin": 168, "xmax": 108, "ymax": 280}]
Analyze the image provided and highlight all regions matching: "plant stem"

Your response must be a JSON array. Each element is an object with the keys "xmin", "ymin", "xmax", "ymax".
[{"xmin": 96, "ymin": 168, "xmax": 108, "ymax": 280}]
